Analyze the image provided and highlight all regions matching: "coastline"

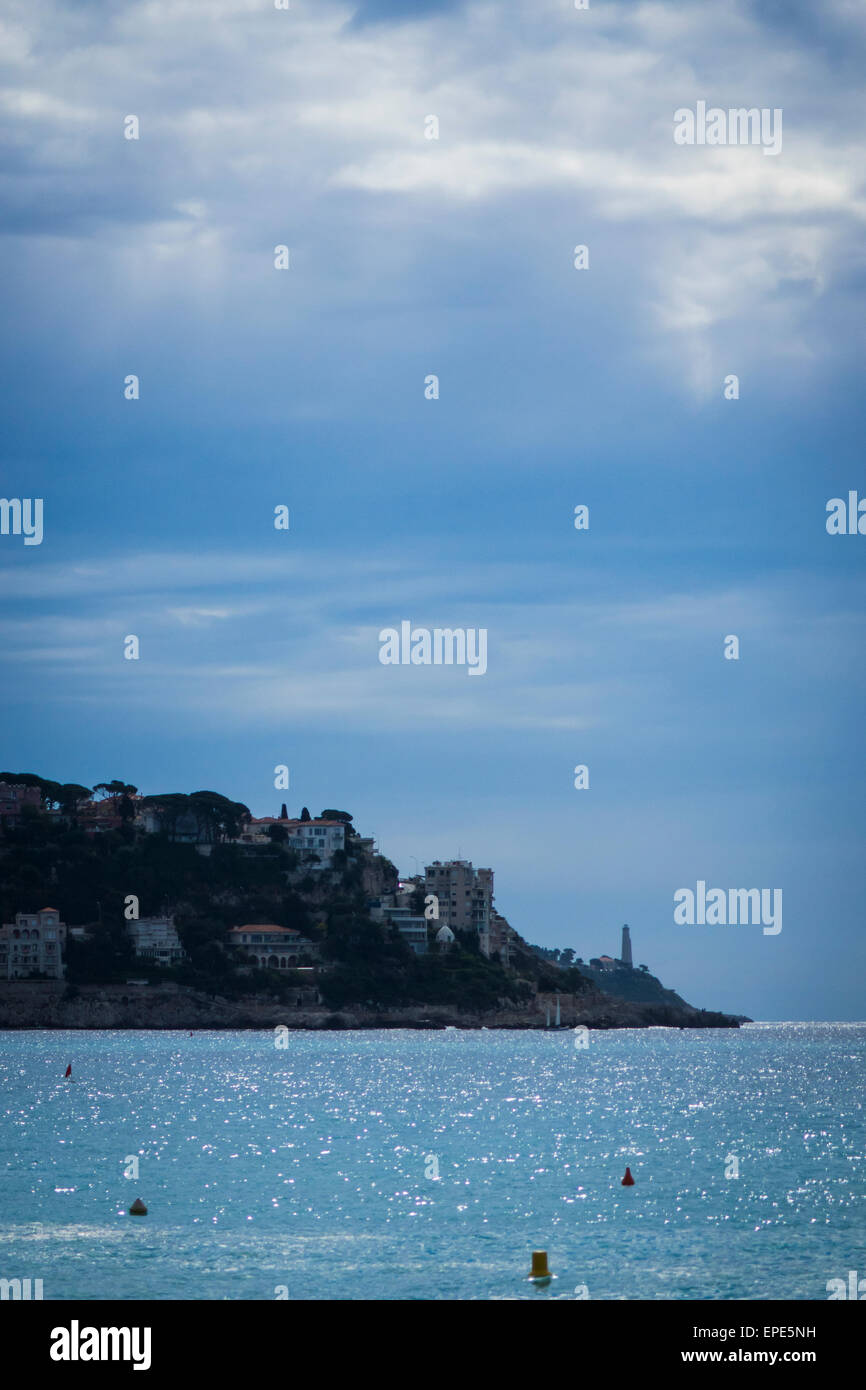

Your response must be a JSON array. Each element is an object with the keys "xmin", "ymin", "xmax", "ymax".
[{"xmin": 0, "ymin": 982, "xmax": 745, "ymax": 1030}]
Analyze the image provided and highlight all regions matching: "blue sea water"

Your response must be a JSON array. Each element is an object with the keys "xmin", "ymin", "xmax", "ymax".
[{"xmin": 0, "ymin": 1023, "xmax": 863, "ymax": 1301}]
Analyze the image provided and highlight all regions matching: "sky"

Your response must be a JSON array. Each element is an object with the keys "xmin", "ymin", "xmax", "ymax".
[{"xmin": 1, "ymin": 0, "xmax": 864, "ymax": 1020}]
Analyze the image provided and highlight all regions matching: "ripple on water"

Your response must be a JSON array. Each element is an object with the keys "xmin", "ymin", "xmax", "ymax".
[{"xmin": 0, "ymin": 1025, "xmax": 862, "ymax": 1299}]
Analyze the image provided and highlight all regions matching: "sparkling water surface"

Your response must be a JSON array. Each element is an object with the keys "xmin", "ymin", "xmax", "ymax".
[{"xmin": 1, "ymin": 1024, "xmax": 863, "ymax": 1300}]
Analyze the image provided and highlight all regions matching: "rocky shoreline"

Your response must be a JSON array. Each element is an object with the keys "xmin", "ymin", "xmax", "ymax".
[{"xmin": 0, "ymin": 983, "xmax": 745, "ymax": 1030}]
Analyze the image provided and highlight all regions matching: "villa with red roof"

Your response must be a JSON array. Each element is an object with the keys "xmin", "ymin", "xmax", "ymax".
[
  {"xmin": 226, "ymin": 925, "xmax": 321, "ymax": 971},
  {"xmin": 237, "ymin": 816, "xmax": 347, "ymax": 868}
]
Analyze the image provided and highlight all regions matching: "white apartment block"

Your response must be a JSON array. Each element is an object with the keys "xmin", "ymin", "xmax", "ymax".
[
  {"xmin": 370, "ymin": 898, "xmax": 429, "ymax": 955},
  {"xmin": 239, "ymin": 817, "xmax": 347, "ymax": 868},
  {"xmin": 126, "ymin": 915, "xmax": 186, "ymax": 965},
  {"xmin": 0, "ymin": 909, "xmax": 67, "ymax": 979}
]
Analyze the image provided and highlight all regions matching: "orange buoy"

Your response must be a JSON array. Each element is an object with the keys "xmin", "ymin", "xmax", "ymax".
[{"xmin": 621, "ymin": 1166, "xmax": 635, "ymax": 1186}]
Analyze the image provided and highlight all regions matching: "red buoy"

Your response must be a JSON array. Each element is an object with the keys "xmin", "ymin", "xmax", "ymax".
[{"xmin": 621, "ymin": 1166, "xmax": 635, "ymax": 1186}]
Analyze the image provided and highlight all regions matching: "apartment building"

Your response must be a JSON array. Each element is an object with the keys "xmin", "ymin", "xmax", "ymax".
[
  {"xmin": 424, "ymin": 860, "xmax": 494, "ymax": 949},
  {"xmin": 0, "ymin": 909, "xmax": 67, "ymax": 979},
  {"xmin": 369, "ymin": 897, "xmax": 429, "ymax": 955},
  {"xmin": 125, "ymin": 915, "xmax": 186, "ymax": 966}
]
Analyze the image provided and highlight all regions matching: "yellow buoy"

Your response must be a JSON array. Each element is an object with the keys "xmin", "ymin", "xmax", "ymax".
[
  {"xmin": 527, "ymin": 1250, "xmax": 553, "ymax": 1283},
  {"xmin": 128, "ymin": 1198, "xmax": 148, "ymax": 1216}
]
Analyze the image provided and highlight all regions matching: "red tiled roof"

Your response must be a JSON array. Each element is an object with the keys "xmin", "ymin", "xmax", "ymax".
[{"xmin": 229, "ymin": 925, "xmax": 300, "ymax": 935}]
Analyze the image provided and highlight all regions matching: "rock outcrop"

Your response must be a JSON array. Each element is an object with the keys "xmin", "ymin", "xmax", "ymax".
[{"xmin": 0, "ymin": 982, "xmax": 743, "ymax": 1030}]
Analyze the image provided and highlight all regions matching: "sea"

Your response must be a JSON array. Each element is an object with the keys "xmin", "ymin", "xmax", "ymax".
[{"xmin": 0, "ymin": 1023, "xmax": 863, "ymax": 1300}]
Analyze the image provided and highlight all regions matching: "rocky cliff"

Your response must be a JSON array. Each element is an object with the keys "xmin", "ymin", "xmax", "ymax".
[{"xmin": 0, "ymin": 982, "xmax": 742, "ymax": 1030}]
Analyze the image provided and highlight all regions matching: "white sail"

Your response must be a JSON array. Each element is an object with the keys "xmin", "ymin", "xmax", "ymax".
[
  {"xmin": 555, "ymin": 996, "xmax": 561, "ymax": 1027},
  {"xmin": 546, "ymin": 1006, "xmax": 551, "ymax": 1028}
]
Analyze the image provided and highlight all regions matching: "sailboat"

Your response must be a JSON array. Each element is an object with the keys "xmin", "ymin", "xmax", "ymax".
[{"xmin": 546, "ymin": 996, "xmax": 566, "ymax": 1031}]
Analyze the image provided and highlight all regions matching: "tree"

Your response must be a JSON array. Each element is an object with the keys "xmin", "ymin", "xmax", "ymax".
[
  {"xmin": 139, "ymin": 793, "xmax": 188, "ymax": 840},
  {"xmin": 320, "ymin": 810, "xmax": 353, "ymax": 823},
  {"xmin": 300, "ymin": 807, "xmax": 311, "ymax": 823},
  {"xmin": 58, "ymin": 783, "xmax": 92, "ymax": 814},
  {"xmin": 93, "ymin": 780, "xmax": 137, "ymax": 801},
  {"xmin": 93, "ymin": 781, "xmax": 138, "ymax": 821},
  {"xmin": 267, "ymin": 823, "xmax": 288, "ymax": 843},
  {"xmin": 560, "ymin": 948, "xmax": 576, "ymax": 966},
  {"xmin": 280, "ymin": 804, "xmax": 288, "ymax": 820},
  {"xmin": 188, "ymin": 791, "xmax": 250, "ymax": 843},
  {"xmin": 560, "ymin": 966, "xmax": 592, "ymax": 995}
]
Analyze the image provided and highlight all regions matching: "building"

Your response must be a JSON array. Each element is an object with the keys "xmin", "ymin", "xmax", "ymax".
[
  {"xmin": 370, "ymin": 898, "xmax": 429, "ymax": 955},
  {"xmin": 134, "ymin": 805, "xmax": 163, "ymax": 835},
  {"xmin": 133, "ymin": 804, "xmax": 202, "ymax": 842},
  {"xmin": 75, "ymin": 797, "xmax": 126, "ymax": 832},
  {"xmin": 484, "ymin": 910, "xmax": 515, "ymax": 966},
  {"xmin": 226, "ymin": 925, "xmax": 320, "ymax": 970},
  {"xmin": 0, "ymin": 782, "xmax": 42, "ymax": 825},
  {"xmin": 620, "ymin": 924, "xmax": 633, "ymax": 968},
  {"xmin": 424, "ymin": 860, "xmax": 494, "ymax": 950},
  {"xmin": 590, "ymin": 954, "xmax": 617, "ymax": 972},
  {"xmin": 126, "ymin": 915, "xmax": 186, "ymax": 966},
  {"xmin": 237, "ymin": 817, "xmax": 347, "ymax": 868},
  {"xmin": 0, "ymin": 909, "xmax": 67, "ymax": 979}
]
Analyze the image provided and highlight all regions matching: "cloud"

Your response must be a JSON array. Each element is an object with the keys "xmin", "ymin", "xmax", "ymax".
[
  {"xmin": 346, "ymin": 0, "xmax": 466, "ymax": 28},
  {"xmin": 0, "ymin": 0, "xmax": 863, "ymax": 387},
  {"xmin": 0, "ymin": 547, "xmax": 861, "ymax": 742},
  {"xmin": 1, "ymin": 0, "xmax": 863, "ymax": 1019}
]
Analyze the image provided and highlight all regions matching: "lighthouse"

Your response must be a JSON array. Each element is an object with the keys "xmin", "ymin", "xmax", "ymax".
[{"xmin": 621, "ymin": 924, "xmax": 632, "ymax": 968}]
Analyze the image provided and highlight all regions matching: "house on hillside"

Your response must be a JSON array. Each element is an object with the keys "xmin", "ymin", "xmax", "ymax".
[
  {"xmin": 0, "ymin": 782, "xmax": 42, "ymax": 826},
  {"xmin": 236, "ymin": 816, "xmax": 347, "ymax": 868},
  {"xmin": 226, "ymin": 925, "xmax": 321, "ymax": 970}
]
